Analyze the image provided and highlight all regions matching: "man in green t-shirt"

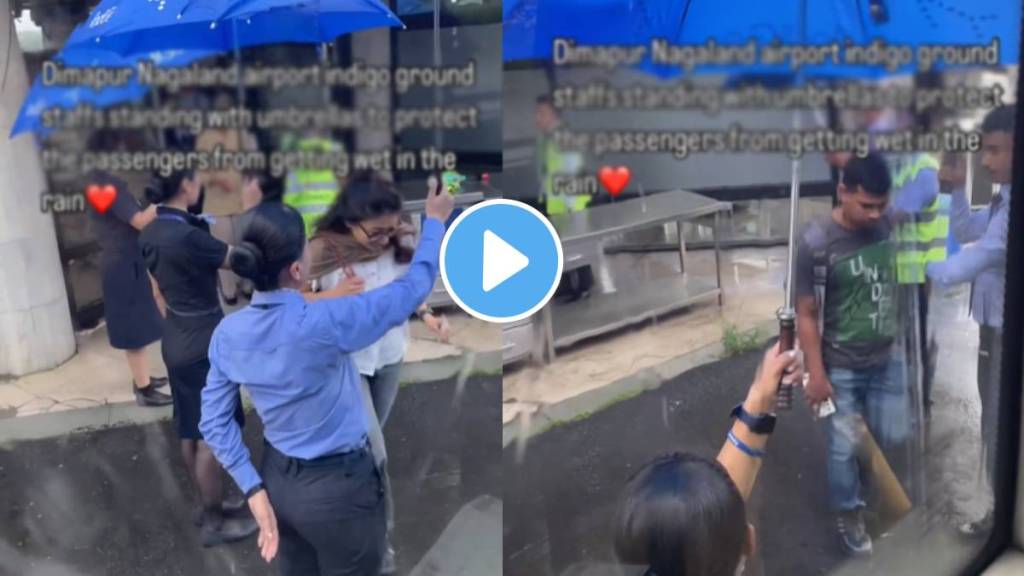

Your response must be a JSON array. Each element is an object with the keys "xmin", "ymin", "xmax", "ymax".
[{"xmin": 796, "ymin": 153, "xmax": 909, "ymax": 558}]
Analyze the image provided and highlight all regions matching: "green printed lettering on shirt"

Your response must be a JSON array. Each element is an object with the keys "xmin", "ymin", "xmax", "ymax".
[{"xmin": 831, "ymin": 240, "xmax": 898, "ymax": 343}]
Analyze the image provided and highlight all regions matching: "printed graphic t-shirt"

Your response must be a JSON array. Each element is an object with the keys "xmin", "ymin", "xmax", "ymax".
[{"xmin": 795, "ymin": 214, "xmax": 898, "ymax": 369}]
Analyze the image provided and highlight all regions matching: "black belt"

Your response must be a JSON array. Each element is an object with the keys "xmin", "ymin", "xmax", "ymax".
[
  {"xmin": 166, "ymin": 303, "xmax": 222, "ymax": 317},
  {"xmin": 265, "ymin": 437, "xmax": 370, "ymax": 469}
]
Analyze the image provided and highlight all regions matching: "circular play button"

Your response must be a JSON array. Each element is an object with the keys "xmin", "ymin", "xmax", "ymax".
[{"xmin": 440, "ymin": 199, "xmax": 563, "ymax": 323}]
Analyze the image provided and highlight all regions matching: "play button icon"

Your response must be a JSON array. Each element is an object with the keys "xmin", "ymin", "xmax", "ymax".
[
  {"xmin": 482, "ymin": 230, "xmax": 529, "ymax": 292},
  {"xmin": 441, "ymin": 200, "xmax": 563, "ymax": 323}
]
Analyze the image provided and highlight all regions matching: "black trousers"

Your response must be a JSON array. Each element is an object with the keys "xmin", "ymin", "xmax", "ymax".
[
  {"xmin": 262, "ymin": 442, "xmax": 386, "ymax": 576},
  {"xmin": 978, "ymin": 326, "xmax": 1003, "ymax": 489}
]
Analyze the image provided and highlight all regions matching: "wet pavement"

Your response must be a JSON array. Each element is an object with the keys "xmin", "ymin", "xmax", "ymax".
[
  {"xmin": 0, "ymin": 375, "xmax": 501, "ymax": 576},
  {"xmin": 503, "ymin": 287, "xmax": 990, "ymax": 576}
]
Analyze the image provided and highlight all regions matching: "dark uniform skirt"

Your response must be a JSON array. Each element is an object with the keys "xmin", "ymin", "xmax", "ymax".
[
  {"xmin": 101, "ymin": 251, "xmax": 163, "ymax": 350},
  {"xmin": 162, "ymin": 309, "xmax": 244, "ymax": 440}
]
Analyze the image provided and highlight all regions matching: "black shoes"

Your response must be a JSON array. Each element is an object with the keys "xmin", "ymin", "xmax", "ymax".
[
  {"xmin": 149, "ymin": 376, "xmax": 169, "ymax": 389},
  {"xmin": 837, "ymin": 508, "xmax": 873, "ymax": 557},
  {"xmin": 133, "ymin": 381, "xmax": 173, "ymax": 407},
  {"xmin": 200, "ymin": 515, "xmax": 259, "ymax": 547},
  {"xmin": 192, "ymin": 497, "xmax": 248, "ymax": 527}
]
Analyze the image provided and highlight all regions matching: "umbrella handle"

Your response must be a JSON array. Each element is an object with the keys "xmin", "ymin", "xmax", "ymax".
[{"xmin": 776, "ymin": 309, "xmax": 797, "ymax": 411}]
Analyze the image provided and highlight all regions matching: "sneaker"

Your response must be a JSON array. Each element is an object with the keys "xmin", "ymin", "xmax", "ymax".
[
  {"xmin": 837, "ymin": 508, "xmax": 873, "ymax": 557},
  {"xmin": 380, "ymin": 545, "xmax": 397, "ymax": 575},
  {"xmin": 133, "ymin": 382, "xmax": 173, "ymax": 407},
  {"xmin": 958, "ymin": 512, "xmax": 994, "ymax": 538},
  {"xmin": 200, "ymin": 516, "xmax": 258, "ymax": 547}
]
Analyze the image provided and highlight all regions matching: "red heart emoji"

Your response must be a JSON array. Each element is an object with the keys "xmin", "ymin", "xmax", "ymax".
[
  {"xmin": 86, "ymin": 184, "xmax": 117, "ymax": 215},
  {"xmin": 598, "ymin": 166, "xmax": 630, "ymax": 198}
]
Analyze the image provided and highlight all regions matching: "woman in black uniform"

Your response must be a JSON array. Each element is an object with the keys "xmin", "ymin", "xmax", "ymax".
[
  {"xmin": 139, "ymin": 170, "xmax": 258, "ymax": 547},
  {"xmin": 86, "ymin": 130, "xmax": 171, "ymax": 407}
]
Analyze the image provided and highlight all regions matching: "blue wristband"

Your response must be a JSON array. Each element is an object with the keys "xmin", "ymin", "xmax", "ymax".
[{"xmin": 727, "ymin": 430, "xmax": 766, "ymax": 458}]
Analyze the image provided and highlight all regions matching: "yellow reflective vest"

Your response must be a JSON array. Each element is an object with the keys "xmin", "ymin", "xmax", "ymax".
[
  {"xmin": 537, "ymin": 136, "xmax": 591, "ymax": 216},
  {"xmin": 890, "ymin": 154, "xmax": 949, "ymax": 284},
  {"xmin": 283, "ymin": 137, "xmax": 342, "ymax": 237}
]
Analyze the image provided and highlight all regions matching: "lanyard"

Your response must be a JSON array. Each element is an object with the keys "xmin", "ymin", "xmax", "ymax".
[{"xmin": 157, "ymin": 212, "xmax": 192, "ymax": 225}]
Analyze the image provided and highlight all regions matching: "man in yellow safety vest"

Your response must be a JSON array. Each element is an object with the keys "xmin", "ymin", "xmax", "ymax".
[
  {"xmin": 536, "ymin": 95, "xmax": 593, "ymax": 299},
  {"xmin": 535, "ymin": 95, "xmax": 591, "ymax": 215},
  {"xmin": 282, "ymin": 131, "xmax": 343, "ymax": 237}
]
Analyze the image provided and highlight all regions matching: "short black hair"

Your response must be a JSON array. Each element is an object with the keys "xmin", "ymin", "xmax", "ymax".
[
  {"xmin": 145, "ymin": 170, "xmax": 196, "ymax": 205},
  {"xmin": 981, "ymin": 105, "xmax": 1015, "ymax": 134},
  {"xmin": 536, "ymin": 94, "xmax": 555, "ymax": 108},
  {"xmin": 842, "ymin": 152, "xmax": 891, "ymax": 197},
  {"xmin": 614, "ymin": 453, "xmax": 747, "ymax": 576}
]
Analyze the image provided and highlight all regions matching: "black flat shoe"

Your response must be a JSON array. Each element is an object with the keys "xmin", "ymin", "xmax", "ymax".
[
  {"xmin": 200, "ymin": 516, "xmax": 258, "ymax": 547},
  {"xmin": 192, "ymin": 497, "xmax": 249, "ymax": 527},
  {"xmin": 134, "ymin": 382, "xmax": 173, "ymax": 407},
  {"xmin": 149, "ymin": 376, "xmax": 169, "ymax": 389}
]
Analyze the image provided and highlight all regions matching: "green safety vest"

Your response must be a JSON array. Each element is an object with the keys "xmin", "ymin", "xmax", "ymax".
[
  {"xmin": 283, "ymin": 137, "xmax": 341, "ymax": 237},
  {"xmin": 890, "ymin": 153, "xmax": 949, "ymax": 284},
  {"xmin": 538, "ymin": 136, "xmax": 591, "ymax": 216}
]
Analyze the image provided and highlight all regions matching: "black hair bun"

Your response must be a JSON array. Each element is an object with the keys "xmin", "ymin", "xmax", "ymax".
[
  {"xmin": 230, "ymin": 240, "xmax": 265, "ymax": 281},
  {"xmin": 144, "ymin": 182, "xmax": 167, "ymax": 205}
]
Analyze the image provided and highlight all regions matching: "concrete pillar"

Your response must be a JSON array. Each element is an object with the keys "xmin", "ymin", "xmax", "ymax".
[
  {"xmin": 0, "ymin": 2, "xmax": 76, "ymax": 377},
  {"xmin": 350, "ymin": 29, "xmax": 392, "ymax": 157}
]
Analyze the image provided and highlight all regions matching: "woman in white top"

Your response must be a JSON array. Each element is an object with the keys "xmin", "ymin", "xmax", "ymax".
[{"xmin": 304, "ymin": 170, "xmax": 448, "ymax": 574}]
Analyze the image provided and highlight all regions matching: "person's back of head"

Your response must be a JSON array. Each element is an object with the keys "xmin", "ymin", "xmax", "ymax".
[
  {"xmin": 231, "ymin": 203, "xmax": 307, "ymax": 292},
  {"xmin": 614, "ymin": 453, "xmax": 748, "ymax": 576}
]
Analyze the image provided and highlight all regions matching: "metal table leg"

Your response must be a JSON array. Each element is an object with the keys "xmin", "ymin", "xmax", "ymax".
[
  {"xmin": 542, "ymin": 303, "xmax": 556, "ymax": 363},
  {"xmin": 714, "ymin": 210, "xmax": 723, "ymax": 306},
  {"xmin": 677, "ymin": 219, "xmax": 687, "ymax": 275}
]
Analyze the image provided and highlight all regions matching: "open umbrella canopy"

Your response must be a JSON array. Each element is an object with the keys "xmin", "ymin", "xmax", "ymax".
[
  {"xmin": 504, "ymin": 0, "xmax": 1020, "ymax": 74},
  {"xmin": 11, "ymin": 47, "xmax": 217, "ymax": 138},
  {"xmin": 65, "ymin": 0, "xmax": 402, "ymax": 58}
]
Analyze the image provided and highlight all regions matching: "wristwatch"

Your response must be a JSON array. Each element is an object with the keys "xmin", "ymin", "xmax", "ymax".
[{"xmin": 730, "ymin": 403, "xmax": 776, "ymax": 435}]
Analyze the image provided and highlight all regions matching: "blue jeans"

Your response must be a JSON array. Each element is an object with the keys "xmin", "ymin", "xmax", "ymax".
[{"xmin": 826, "ymin": 359, "xmax": 909, "ymax": 512}]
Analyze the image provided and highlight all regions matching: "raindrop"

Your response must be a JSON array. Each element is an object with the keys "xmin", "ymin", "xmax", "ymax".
[
  {"xmin": 514, "ymin": 410, "xmax": 532, "ymax": 465},
  {"xmin": 452, "ymin": 352, "xmax": 475, "ymax": 410}
]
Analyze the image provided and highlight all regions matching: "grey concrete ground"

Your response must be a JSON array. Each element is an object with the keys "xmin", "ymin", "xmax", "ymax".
[
  {"xmin": 0, "ymin": 375, "xmax": 501, "ymax": 576},
  {"xmin": 503, "ymin": 286, "xmax": 993, "ymax": 576}
]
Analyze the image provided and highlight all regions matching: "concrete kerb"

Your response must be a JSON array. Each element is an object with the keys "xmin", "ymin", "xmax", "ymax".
[
  {"xmin": 502, "ymin": 318, "xmax": 777, "ymax": 448},
  {"xmin": 0, "ymin": 349, "xmax": 502, "ymax": 444}
]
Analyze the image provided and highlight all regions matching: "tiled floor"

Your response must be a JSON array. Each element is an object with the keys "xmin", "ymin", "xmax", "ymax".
[{"xmin": 0, "ymin": 310, "xmax": 499, "ymax": 419}]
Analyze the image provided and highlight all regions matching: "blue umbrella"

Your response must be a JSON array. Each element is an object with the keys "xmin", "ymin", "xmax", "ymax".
[
  {"xmin": 504, "ymin": 0, "xmax": 1020, "ymax": 72},
  {"xmin": 64, "ymin": 0, "xmax": 402, "ymax": 57},
  {"xmin": 11, "ymin": 48, "xmax": 216, "ymax": 138}
]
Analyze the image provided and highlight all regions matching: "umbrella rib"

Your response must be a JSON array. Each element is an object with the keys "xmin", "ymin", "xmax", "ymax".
[
  {"xmin": 672, "ymin": 0, "xmax": 696, "ymax": 44},
  {"xmin": 854, "ymin": 0, "xmax": 871, "ymax": 40}
]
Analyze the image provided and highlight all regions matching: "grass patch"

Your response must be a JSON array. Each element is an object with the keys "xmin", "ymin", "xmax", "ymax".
[
  {"xmin": 540, "ymin": 387, "xmax": 648, "ymax": 434},
  {"xmin": 721, "ymin": 323, "xmax": 763, "ymax": 357}
]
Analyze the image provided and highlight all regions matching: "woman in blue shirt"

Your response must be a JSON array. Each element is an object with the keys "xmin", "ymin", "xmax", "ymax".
[{"xmin": 199, "ymin": 187, "xmax": 454, "ymax": 574}]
